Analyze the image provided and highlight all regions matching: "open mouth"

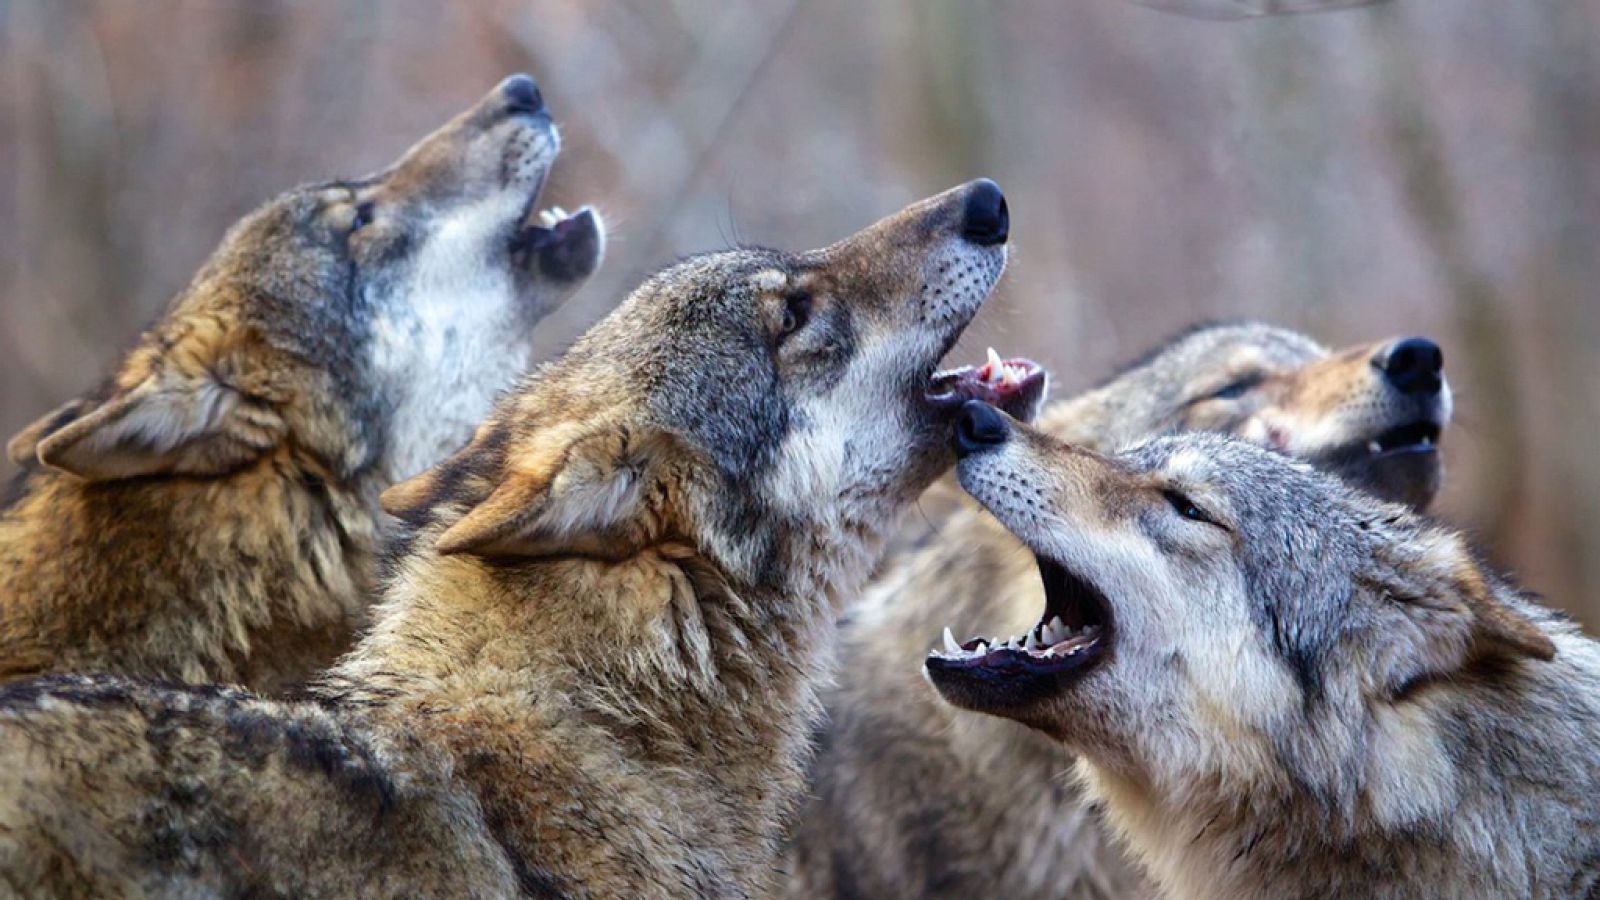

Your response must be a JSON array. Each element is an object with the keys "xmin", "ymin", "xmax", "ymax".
[
  {"xmin": 512, "ymin": 206, "xmax": 602, "ymax": 281},
  {"xmin": 926, "ymin": 348, "xmax": 1048, "ymax": 420},
  {"xmin": 1363, "ymin": 420, "xmax": 1441, "ymax": 459},
  {"xmin": 926, "ymin": 555, "xmax": 1112, "ymax": 683}
]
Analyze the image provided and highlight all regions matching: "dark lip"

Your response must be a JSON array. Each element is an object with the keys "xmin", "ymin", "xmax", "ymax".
[
  {"xmin": 510, "ymin": 206, "xmax": 593, "ymax": 254},
  {"xmin": 926, "ymin": 555, "xmax": 1113, "ymax": 681},
  {"xmin": 925, "ymin": 357, "xmax": 1047, "ymax": 415},
  {"xmin": 1357, "ymin": 419, "xmax": 1443, "ymax": 460}
]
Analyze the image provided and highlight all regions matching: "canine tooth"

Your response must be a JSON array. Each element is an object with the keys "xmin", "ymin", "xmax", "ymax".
[
  {"xmin": 974, "ymin": 640, "xmax": 988, "ymax": 654},
  {"xmin": 986, "ymin": 346, "xmax": 1004, "ymax": 377},
  {"xmin": 943, "ymin": 627, "xmax": 961, "ymax": 654},
  {"xmin": 1368, "ymin": 440, "xmax": 1382, "ymax": 454},
  {"xmin": 1026, "ymin": 630, "xmax": 1042, "ymax": 651},
  {"xmin": 537, "ymin": 208, "xmax": 559, "ymax": 227},
  {"xmin": 1420, "ymin": 435, "xmax": 1432, "ymax": 446}
]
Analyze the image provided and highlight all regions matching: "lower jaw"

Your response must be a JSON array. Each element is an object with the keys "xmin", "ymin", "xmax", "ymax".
[{"xmin": 1319, "ymin": 447, "xmax": 1441, "ymax": 507}]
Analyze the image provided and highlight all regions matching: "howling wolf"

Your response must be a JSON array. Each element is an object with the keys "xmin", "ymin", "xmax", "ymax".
[
  {"xmin": 786, "ymin": 322, "xmax": 1453, "ymax": 899},
  {"xmin": 1, "ymin": 75, "xmax": 603, "ymax": 692},
  {"xmin": 928, "ymin": 403, "xmax": 1599, "ymax": 900},
  {"xmin": 0, "ymin": 181, "xmax": 1043, "ymax": 898}
]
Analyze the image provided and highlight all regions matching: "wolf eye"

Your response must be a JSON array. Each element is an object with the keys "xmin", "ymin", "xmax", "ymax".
[
  {"xmin": 350, "ymin": 201, "xmax": 375, "ymax": 233},
  {"xmin": 1207, "ymin": 373, "xmax": 1263, "ymax": 401},
  {"xmin": 1162, "ymin": 488, "xmax": 1220, "ymax": 527},
  {"xmin": 779, "ymin": 292, "xmax": 812, "ymax": 340}
]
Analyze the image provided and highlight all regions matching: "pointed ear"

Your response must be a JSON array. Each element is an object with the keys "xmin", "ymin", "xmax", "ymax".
[
  {"xmin": 30, "ymin": 374, "xmax": 286, "ymax": 481},
  {"xmin": 1456, "ymin": 561, "xmax": 1555, "ymax": 663},
  {"xmin": 380, "ymin": 420, "xmax": 502, "ymax": 520},
  {"xmin": 1374, "ymin": 529, "xmax": 1554, "ymax": 699},
  {"xmin": 7, "ymin": 398, "xmax": 90, "ymax": 467},
  {"xmin": 435, "ymin": 424, "xmax": 676, "ymax": 559}
]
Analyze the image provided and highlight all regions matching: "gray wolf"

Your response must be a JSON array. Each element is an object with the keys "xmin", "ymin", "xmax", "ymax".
[
  {"xmin": 785, "ymin": 322, "xmax": 1454, "ymax": 899},
  {"xmin": 927, "ymin": 405, "xmax": 1599, "ymax": 900},
  {"xmin": 0, "ymin": 181, "xmax": 1038, "ymax": 898},
  {"xmin": 0, "ymin": 75, "xmax": 603, "ymax": 692}
]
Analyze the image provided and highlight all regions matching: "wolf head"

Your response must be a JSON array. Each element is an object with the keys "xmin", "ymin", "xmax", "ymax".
[
  {"xmin": 382, "ymin": 181, "xmax": 1023, "ymax": 592},
  {"xmin": 930, "ymin": 407, "xmax": 1554, "ymax": 801},
  {"xmin": 1058, "ymin": 322, "xmax": 1452, "ymax": 509},
  {"xmin": 7, "ymin": 74, "xmax": 603, "ymax": 487}
]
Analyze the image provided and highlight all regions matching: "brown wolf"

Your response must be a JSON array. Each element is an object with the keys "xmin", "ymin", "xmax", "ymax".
[
  {"xmin": 784, "ymin": 323, "xmax": 1453, "ymax": 899},
  {"xmin": 0, "ymin": 75, "xmax": 603, "ymax": 693},
  {"xmin": 928, "ymin": 406, "xmax": 1598, "ymax": 900},
  {"xmin": 0, "ymin": 181, "xmax": 1041, "ymax": 898}
]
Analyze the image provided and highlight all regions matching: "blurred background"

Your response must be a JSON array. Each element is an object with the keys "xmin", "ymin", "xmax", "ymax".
[{"xmin": 2, "ymin": 0, "xmax": 1597, "ymax": 623}]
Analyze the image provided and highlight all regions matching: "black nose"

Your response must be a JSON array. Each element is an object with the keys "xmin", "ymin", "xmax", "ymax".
[
  {"xmin": 500, "ymin": 74, "xmax": 545, "ymax": 115},
  {"xmin": 954, "ymin": 400, "xmax": 1011, "ymax": 456},
  {"xmin": 1381, "ymin": 337, "xmax": 1444, "ymax": 396},
  {"xmin": 960, "ymin": 179, "xmax": 1009, "ymax": 246}
]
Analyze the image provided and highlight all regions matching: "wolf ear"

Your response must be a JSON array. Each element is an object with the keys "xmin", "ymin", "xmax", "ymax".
[
  {"xmin": 1457, "ymin": 576, "xmax": 1555, "ymax": 665},
  {"xmin": 7, "ymin": 398, "xmax": 90, "ymax": 468},
  {"xmin": 1377, "ymin": 530, "xmax": 1554, "ymax": 699},
  {"xmin": 433, "ymin": 423, "xmax": 676, "ymax": 559},
  {"xmin": 26, "ymin": 374, "xmax": 286, "ymax": 481}
]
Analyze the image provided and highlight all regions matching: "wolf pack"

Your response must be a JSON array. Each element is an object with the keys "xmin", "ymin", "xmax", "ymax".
[{"xmin": 0, "ymin": 74, "xmax": 1596, "ymax": 900}]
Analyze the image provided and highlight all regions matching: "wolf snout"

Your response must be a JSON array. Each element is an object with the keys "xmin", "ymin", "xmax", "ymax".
[
  {"xmin": 954, "ymin": 401, "xmax": 1011, "ymax": 456},
  {"xmin": 497, "ymin": 74, "xmax": 546, "ymax": 116},
  {"xmin": 960, "ymin": 179, "xmax": 1009, "ymax": 246},
  {"xmin": 1377, "ymin": 336, "xmax": 1444, "ymax": 396}
]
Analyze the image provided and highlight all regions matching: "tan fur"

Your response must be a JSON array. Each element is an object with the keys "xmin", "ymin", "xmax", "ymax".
[
  {"xmin": 0, "ymin": 76, "xmax": 601, "ymax": 693},
  {"xmin": 0, "ymin": 181, "xmax": 1011, "ymax": 897},
  {"xmin": 786, "ymin": 324, "xmax": 1453, "ymax": 899},
  {"xmin": 933, "ymin": 422, "xmax": 1600, "ymax": 899}
]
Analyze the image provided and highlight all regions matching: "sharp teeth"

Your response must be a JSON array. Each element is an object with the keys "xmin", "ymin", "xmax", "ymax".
[
  {"xmin": 1026, "ymin": 630, "xmax": 1043, "ymax": 652},
  {"xmin": 1368, "ymin": 440, "xmax": 1383, "ymax": 454},
  {"xmin": 973, "ymin": 640, "xmax": 988, "ymax": 654},
  {"xmin": 538, "ymin": 208, "xmax": 560, "ymax": 227},
  {"xmin": 1419, "ymin": 435, "xmax": 1432, "ymax": 447},
  {"xmin": 986, "ymin": 346, "xmax": 1004, "ymax": 376},
  {"xmin": 1044, "ymin": 617, "xmax": 1064, "ymax": 643},
  {"xmin": 943, "ymin": 627, "xmax": 962, "ymax": 654},
  {"xmin": 1001, "ymin": 363, "xmax": 1021, "ymax": 388}
]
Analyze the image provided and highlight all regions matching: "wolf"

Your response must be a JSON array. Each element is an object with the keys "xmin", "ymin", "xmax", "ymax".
[
  {"xmin": 0, "ymin": 74, "xmax": 604, "ymax": 693},
  {"xmin": 926, "ymin": 404, "xmax": 1600, "ymax": 900},
  {"xmin": 0, "ymin": 180, "xmax": 1047, "ymax": 898},
  {"xmin": 784, "ymin": 322, "xmax": 1454, "ymax": 899}
]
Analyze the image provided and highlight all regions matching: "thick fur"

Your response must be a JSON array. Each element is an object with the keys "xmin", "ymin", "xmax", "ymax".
[
  {"xmin": 786, "ymin": 323, "xmax": 1454, "ymax": 899},
  {"xmin": 0, "ymin": 76, "xmax": 603, "ymax": 693},
  {"xmin": 933, "ymin": 422, "xmax": 1600, "ymax": 900},
  {"xmin": 0, "ymin": 182, "xmax": 1010, "ymax": 898}
]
